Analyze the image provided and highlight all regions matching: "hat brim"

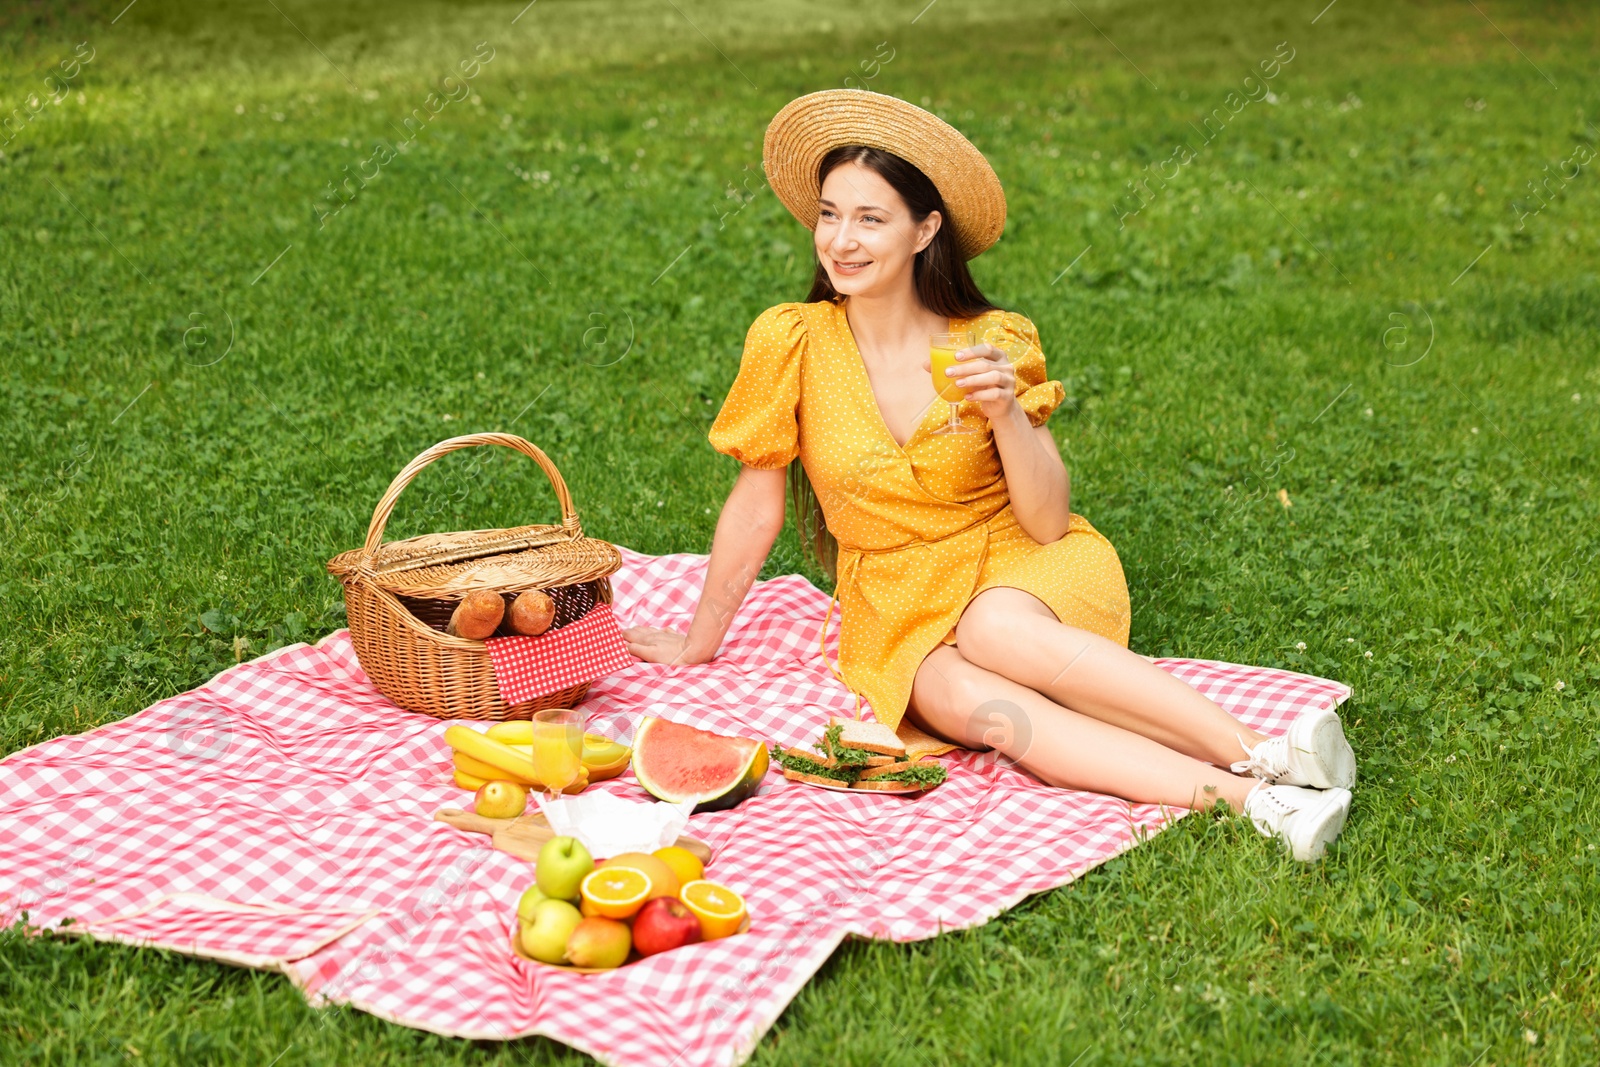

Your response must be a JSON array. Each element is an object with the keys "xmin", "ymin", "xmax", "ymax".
[{"xmin": 762, "ymin": 90, "xmax": 1006, "ymax": 262}]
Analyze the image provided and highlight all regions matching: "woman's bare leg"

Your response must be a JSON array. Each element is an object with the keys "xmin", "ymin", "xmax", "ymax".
[
  {"xmin": 954, "ymin": 587, "xmax": 1268, "ymax": 766},
  {"xmin": 909, "ymin": 645, "xmax": 1259, "ymax": 811}
]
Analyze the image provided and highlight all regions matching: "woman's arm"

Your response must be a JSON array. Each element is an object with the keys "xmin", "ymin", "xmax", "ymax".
[
  {"xmin": 623, "ymin": 465, "xmax": 787, "ymax": 665},
  {"xmin": 944, "ymin": 343, "xmax": 1072, "ymax": 543}
]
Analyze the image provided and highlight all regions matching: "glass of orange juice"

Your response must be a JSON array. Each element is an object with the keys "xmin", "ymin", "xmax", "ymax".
[
  {"xmin": 929, "ymin": 330, "xmax": 976, "ymax": 435},
  {"xmin": 531, "ymin": 708, "xmax": 585, "ymax": 805}
]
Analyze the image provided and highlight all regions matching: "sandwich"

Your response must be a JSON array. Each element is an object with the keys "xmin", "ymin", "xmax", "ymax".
[
  {"xmin": 852, "ymin": 759, "xmax": 950, "ymax": 791},
  {"xmin": 770, "ymin": 719, "xmax": 946, "ymax": 792}
]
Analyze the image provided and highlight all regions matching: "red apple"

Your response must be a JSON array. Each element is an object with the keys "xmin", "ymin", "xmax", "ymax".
[{"xmin": 631, "ymin": 896, "xmax": 704, "ymax": 957}]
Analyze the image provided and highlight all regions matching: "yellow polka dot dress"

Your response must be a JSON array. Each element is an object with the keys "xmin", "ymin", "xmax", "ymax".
[{"xmin": 708, "ymin": 299, "xmax": 1131, "ymax": 740}]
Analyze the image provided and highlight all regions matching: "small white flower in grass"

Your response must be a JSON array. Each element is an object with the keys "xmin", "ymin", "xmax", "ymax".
[
  {"xmin": 1525, "ymin": 1030, "xmax": 1538, "ymax": 1046},
  {"xmin": 1346, "ymin": 637, "xmax": 1356, "ymax": 644},
  {"xmin": 1444, "ymin": 755, "xmax": 1455, "ymax": 763},
  {"xmin": 656, "ymin": 501, "xmax": 664, "ymax": 507},
  {"xmin": 1295, "ymin": 641, "xmax": 1307, "ymax": 651},
  {"xmin": 1401, "ymin": 957, "xmax": 1409, "ymax": 965},
  {"xmin": 1364, "ymin": 407, "xmax": 1374, "ymax": 417},
  {"xmin": 1364, "ymin": 650, "xmax": 1373, "ymax": 659},
  {"xmin": 1470, "ymin": 427, "xmax": 1479, "ymax": 434},
  {"xmin": 1555, "ymin": 680, "xmax": 1565, "ymax": 691},
  {"xmin": 1573, "ymin": 393, "xmax": 1582, "ymax": 402}
]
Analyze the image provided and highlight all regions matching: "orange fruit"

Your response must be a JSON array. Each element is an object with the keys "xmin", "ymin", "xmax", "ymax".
[
  {"xmin": 679, "ymin": 880, "xmax": 746, "ymax": 940},
  {"xmin": 579, "ymin": 866, "xmax": 651, "ymax": 920},
  {"xmin": 600, "ymin": 852, "xmax": 679, "ymax": 900},
  {"xmin": 652, "ymin": 846, "xmax": 705, "ymax": 887}
]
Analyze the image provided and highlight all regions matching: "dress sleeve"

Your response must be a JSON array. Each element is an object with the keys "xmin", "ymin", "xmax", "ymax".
[
  {"xmin": 989, "ymin": 312, "xmax": 1064, "ymax": 428},
  {"xmin": 707, "ymin": 303, "xmax": 806, "ymax": 468}
]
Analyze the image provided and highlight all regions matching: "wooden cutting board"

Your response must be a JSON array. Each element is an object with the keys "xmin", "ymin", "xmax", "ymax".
[{"xmin": 433, "ymin": 808, "xmax": 713, "ymax": 865}]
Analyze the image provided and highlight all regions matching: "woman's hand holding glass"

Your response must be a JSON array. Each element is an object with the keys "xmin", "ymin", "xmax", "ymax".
[{"xmin": 926, "ymin": 329, "xmax": 1021, "ymax": 426}]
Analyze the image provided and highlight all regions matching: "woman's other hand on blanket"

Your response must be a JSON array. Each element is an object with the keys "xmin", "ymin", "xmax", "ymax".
[
  {"xmin": 624, "ymin": 626, "xmax": 707, "ymax": 666},
  {"xmin": 943, "ymin": 342, "xmax": 1018, "ymax": 421}
]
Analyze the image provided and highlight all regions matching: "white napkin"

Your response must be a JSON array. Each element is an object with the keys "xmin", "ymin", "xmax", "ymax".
[{"xmin": 537, "ymin": 792, "xmax": 695, "ymax": 858}]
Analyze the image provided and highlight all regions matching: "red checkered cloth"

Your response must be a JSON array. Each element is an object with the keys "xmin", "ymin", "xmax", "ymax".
[
  {"xmin": 0, "ymin": 547, "xmax": 1350, "ymax": 1067},
  {"xmin": 484, "ymin": 602, "xmax": 635, "ymax": 706}
]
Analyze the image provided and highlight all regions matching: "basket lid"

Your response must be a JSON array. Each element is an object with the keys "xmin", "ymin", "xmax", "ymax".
[
  {"xmin": 326, "ymin": 434, "xmax": 620, "ymax": 600},
  {"xmin": 340, "ymin": 523, "xmax": 581, "ymax": 577},
  {"xmin": 329, "ymin": 535, "xmax": 621, "ymax": 599}
]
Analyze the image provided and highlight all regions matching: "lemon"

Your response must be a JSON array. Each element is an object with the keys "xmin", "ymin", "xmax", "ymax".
[{"xmin": 652, "ymin": 846, "xmax": 705, "ymax": 887}]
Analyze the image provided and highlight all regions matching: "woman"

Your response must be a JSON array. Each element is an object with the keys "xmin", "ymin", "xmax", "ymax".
[{"xmin": 625, "ymin": 90, "xmax": 1355, "ymax": 861}]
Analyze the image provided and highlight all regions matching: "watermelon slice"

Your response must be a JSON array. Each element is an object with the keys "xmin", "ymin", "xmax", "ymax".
[{"xmin": 631, "ymin": 717, "xmax": 769, "ymax": 813}]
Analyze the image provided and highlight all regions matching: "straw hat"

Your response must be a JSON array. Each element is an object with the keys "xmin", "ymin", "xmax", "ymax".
[{"xmin": 762, "ymin": 89, "xmax": 1006, "ymax": 261}]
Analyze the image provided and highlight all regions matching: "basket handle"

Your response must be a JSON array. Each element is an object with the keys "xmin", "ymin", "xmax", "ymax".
[{"xmin": 360, "ymin": 433, "xmax": 581, "ymax": 558}]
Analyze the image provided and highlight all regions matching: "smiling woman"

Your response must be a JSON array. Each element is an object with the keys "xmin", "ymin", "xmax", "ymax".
[
  {"xmin": 807, "ymin": 144, "xmax": 992, "ymax": 321},
  {"xmin": 622, "ymin": 88, "xmax": 1359, "ymax": 863}
]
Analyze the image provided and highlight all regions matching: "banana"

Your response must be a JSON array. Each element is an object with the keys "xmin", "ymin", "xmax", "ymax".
[
  {"xmin": 444, "ymin": 724, "xmax": 597, "ymax": 793},
  {"xmin": 444, "ymin": 726, "xmax": 591, "ymax": 793},
  {"xmin": 485, "ymin": 721, "xmax": 535, "ymax": 744},
  {"xmin": 443, "ymin": 725, "xmax": 544, "ymax": 782},
  {"xmin": 452, "ymin": 757, "xmax": 588, "ymax": 794},
  {"xmin": 483, "ymin": 722, "xmax": 621, "ymax": 761},
  {"xmin": 453, "ymin": 750, "xmax": 539, "ymax": 787}
]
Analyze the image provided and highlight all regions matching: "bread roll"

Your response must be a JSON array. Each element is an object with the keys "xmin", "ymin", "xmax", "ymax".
[
  {"xmin": 447, "ymin": 591, "xmax": 505, "ymax": 640},
  {"xmin": 508, "ymin": 589, "xmax": 555, "ymax": 636}
]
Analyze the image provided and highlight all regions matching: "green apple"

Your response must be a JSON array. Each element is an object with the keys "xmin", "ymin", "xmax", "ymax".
[
  {"xmin": 535, "ymin": 835, "xmax": 593, "ymax": 901},
  {"xmin": 520, "ymin": 898, "xmax": 583, "ymax": 964},
  {"xmin": 516, "ymin": 883, "xmax": 548, "ymax": 925}
]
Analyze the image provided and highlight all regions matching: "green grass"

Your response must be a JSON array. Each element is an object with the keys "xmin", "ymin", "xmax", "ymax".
[{"xmin": 2, "ymin": 0, "xmax": 1598, "ymax": 1062}]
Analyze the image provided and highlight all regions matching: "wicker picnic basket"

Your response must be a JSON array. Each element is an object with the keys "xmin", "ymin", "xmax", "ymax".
[{"xmin": 326, "ymin": 433, "xmax": 622, "ymax": 720}]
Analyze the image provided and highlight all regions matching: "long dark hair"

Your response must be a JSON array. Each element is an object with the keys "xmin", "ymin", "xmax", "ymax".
[{"xmin": 792, "ymin": 145, "xmax": 1000, "ymax": 579}]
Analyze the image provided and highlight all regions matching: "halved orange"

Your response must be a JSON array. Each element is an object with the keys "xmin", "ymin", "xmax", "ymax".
[
  {"xmin": 679, "ymin": 880, "xmax": 746, "ymax": 940},
  {"xmin": 579, "ymin": 867, "xmax": 651, "ymax": 920}
]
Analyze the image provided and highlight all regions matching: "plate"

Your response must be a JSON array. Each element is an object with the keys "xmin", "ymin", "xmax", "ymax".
[{"xmin": 511, "ymin": 914, "xmax": 751, "ymax": 972}]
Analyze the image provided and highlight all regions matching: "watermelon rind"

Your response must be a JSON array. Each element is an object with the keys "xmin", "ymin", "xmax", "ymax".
[{"xmin": 631, "ymin": 717, "xmax": 769, "ymax": 813}]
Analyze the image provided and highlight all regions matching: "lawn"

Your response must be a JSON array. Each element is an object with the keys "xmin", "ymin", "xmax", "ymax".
[{"xmin": 2, "ymin": 0, "xmax": 1598, "ymax": 1062}]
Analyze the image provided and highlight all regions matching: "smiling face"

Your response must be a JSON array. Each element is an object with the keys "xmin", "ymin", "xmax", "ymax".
[{"xmin": 814, "ymin": 160, "xmax": 942, "ymax": 299}]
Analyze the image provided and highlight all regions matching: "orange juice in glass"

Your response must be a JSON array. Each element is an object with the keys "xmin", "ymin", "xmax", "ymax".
[
  {"xmin": 929, "ymin": 330, "xmax": 975, "ymax": 435},
  {"xmin": 531, "ymin": 708, "xmax": 584, "ymax": 804}
]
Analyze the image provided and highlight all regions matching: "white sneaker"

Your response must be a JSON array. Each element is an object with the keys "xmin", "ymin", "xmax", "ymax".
[
  {"xmin": 1244, "ymin": 783, "xmax": 1352, "ymax": 862},
  {"xmin": 1231, "ymin": 705, "xmax": 1357, "ymax": 790}
]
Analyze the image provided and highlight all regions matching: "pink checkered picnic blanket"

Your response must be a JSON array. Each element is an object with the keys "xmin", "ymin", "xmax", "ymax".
[{"xmin": 0, "ymin": 547, "xmax": 1349, "ymax": 1067}]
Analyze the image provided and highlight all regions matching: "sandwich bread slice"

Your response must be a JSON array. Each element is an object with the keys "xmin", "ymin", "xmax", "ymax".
[{"xmin": 826, "ymin": 717, "xmax": 905, "ymax": 757}]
